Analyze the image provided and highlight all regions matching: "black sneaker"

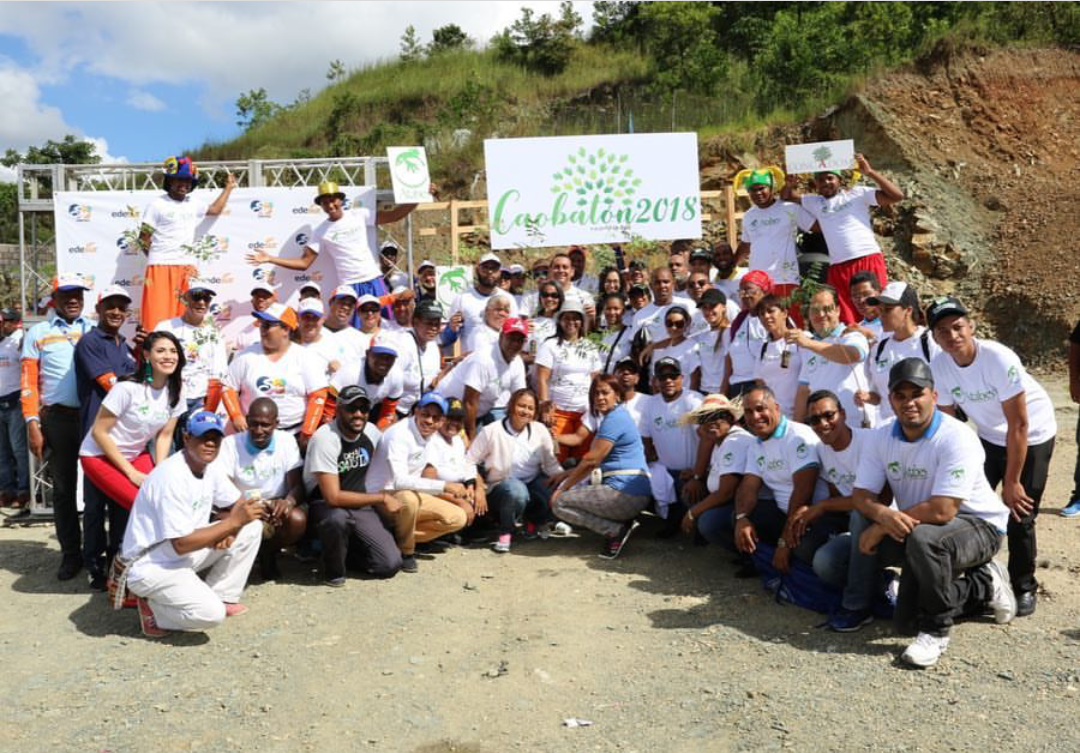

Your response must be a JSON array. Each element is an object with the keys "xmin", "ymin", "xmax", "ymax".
[
  {"xmin": 88, "ymin": 571, "xmax": 107, "ymax": 592},
  {"xmin": 400, "ymin": 555, "xmax": 418, "ymax": 573},
  {"xmin": 599, "ymin": 520, "xmax": 640, "ymax": 560}
]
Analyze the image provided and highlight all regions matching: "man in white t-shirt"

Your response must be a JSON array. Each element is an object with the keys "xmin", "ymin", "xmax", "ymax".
[
  {"xmin": 640, "ymin": 357, "xmax": 704, "ymax": 532},
  {"xmin": 631, "ymin": 266, "xmax": 697, "ymax": 347},
  {"xmin": 231, "ymin": 281, "xmax": 280, "ymax": 354},
  {"xmin": 246, "ymin": 181, "xmax": 428, "ymax": 328},
  {"xmin": 448, "ymin": 252, "xmax": 519, "ymax": 352},
  {"xmin": 785, "ymin": 153, "xmax": 904, "ymax": 324},
  {"xmin": 711, "ymin": 242, "xmax": 746, "ymax": 304},
  {"xmin": 137, "ymin": 156, "xmax": 235, "ymax": 332},
  {"xmin": 121, "ymin": 411, "xmax": 265, "ymax": 638},
  {"xmin": 363, "ymin": 393, "xmax": 469, "ymax": 571},
  {"xmin": 851, "ymin": 358, "xmax": 1014, "ymax": 668},
  {"xmin": 928, "ymin": 297, "xmax": 1056, "ymax": 618},
  {"xmin": 568, "ymin": 246, "xmax": 599, "ymax": 295},
  {"xmin": 215, "ymin": 398, "xmax": 305, "ymax": 580},
  {"xmin": 548, "ymin": 252, "xmax": 595, "ymax": 327},
  {"xmin": 223, "ymin": 303, "xmax": 329, "ymax": 444},
  {"xmin": 737, "ymin": 167, "xmax": 815, "ymax": 327},
  {"xmin": 437, "ymin": 320, "xmax": 528, "ymax": 439},
  {"xmin": 154, "ymin": 283, "xmax": 228, "ymax": 419},
  {"xmin": 330, "ymin": 334, "xmax": 405, "ymax": 431},
  {"xmin": 734, "ymin": 385, "xmax": 829, "ymax": 572},
  {"xmin": 791, "ymin": 286, "xmax": 873, "ymax": 430}
]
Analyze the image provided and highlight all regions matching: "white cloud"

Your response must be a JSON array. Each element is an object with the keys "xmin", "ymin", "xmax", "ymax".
[
  {"xmin": 0, "ymin": 165, "xmax": 16, "ymax": 184},
  {"xmin": 126, "ymin": 89, "xmax": 166, "ymax": 112},
  {"xmin": 0, "ymin": 2, "xmax": 595, "ymax": 119},
  {"xmin": 0, "ymin": 58, "xmax": 127, "ymax": 166}
]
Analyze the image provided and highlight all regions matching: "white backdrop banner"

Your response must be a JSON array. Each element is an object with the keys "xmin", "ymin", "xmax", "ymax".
[
  {"xmin": 54, "ymin": 186, "xmax": 375, "ymax": 347},
  {"xmin": 484, "ymin": 132, "xmax": 702, "ymax": 250}
]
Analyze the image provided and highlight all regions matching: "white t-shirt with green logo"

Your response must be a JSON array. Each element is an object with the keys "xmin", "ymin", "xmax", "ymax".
[
  {"xmin": 707, "ymin": 426, "xmax": 754, "ymax": 494},
  {"xmin": 438, "ymin": 342, "xmax": 526, "ymax": 417},
  {"xmin": 740, "ymin": 200, "xmax": 814, "ymax": 286},
  {"xmin": 818, "ymin": 427, "xmax": 871, "ymax": 498},
  {"xmin": 798, "ymin": 326, "xmax": 871, "ymax": 430},
  {"xmin": 79, "ymin": 381, "xmax": 186, "ymax": 459},
  {"xmin": 535, "ymin": 337, "xmax": 602, "ymax": 413},
  {"xmin": 744, "ymin": 416, "xmax": 828, "ymax": 513},
  {"xmin": 866, "ymin": 327, "xmax": 940, "ymax": 421},
  {"xmin": 216, "ymin": 430, "xmax": 302, "ymax": 501},
  {"xmin": 931, "ymin": 339, "xmax": 1056, "ymax": 447},
  {"xmin": 640, "ymin": 390, "xmax": 702, "ymax": 472},
  {"xmin": 855, "ymin": 412, "xmax": 1009, "ymax": 531}
]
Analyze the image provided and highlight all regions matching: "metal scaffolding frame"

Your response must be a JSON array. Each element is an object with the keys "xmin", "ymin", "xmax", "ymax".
[{"xmin": 9, "ymin": 156, "xmax": 402, "ymax": 525}]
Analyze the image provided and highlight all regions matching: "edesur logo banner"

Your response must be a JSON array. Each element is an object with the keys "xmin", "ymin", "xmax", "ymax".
[{"xmin": 484, "ymin": 133, "xmax": 701, "ymax": 250}]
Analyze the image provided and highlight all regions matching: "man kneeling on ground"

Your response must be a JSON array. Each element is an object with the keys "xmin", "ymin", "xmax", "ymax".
[
  {"xmin": 121, "ymin": 411, "xmax": 264, "ymax": 638},
  {"xmin": 851, "ymin": 358, "xmax": 1016, "ymax": 668}
]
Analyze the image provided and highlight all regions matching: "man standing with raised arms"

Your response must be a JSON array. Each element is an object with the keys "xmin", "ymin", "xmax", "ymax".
[
  {"xmin": 138, "ymin": 156, "xmax": 235, "ymax": 332},
  {"xmin": 784, "ymin": 153, "xmax": 904, "ymax": 324},
  {"xmin": 246, "ymin": 181, "xmax": 429, "ymax": 328}
]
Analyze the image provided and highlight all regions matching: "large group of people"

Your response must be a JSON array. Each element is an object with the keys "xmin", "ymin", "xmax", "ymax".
[{"xmin": 3, "ymin": 153, "xmax": 1076, "ymax": 671}]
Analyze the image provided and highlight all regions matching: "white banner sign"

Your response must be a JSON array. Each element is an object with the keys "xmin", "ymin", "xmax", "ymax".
[
  {"xmin": 784, "ymin": 139, "xmax": 855, "ymax": 175},
  {"xmin": 484, "ymin": 133, "xmax": 701, "ymax": 250},
  {"xmin": 387, "ymin": 146, "xmax": 434, "ymax": 203},
  {"xmin": 54, "ymin": 186, "xmax": 376, "ymax": 348}
]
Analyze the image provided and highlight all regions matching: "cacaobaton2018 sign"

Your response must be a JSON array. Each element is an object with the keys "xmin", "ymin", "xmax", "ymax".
[{"xmin": 484, "ymin": 133, "xmax": 702, "ymax": 250}]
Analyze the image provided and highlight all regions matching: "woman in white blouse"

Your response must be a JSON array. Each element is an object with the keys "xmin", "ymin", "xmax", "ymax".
[
  {"xmin": 535, "ymin": 299, "xmax": 602, "ymax": 462},
  {"xmin": 466, "ymin": 388, "xmax": 562, "ymax": 553},
  {"xmin": 524, "ymin": 281, "xmax": 563, "ymax": 368}
]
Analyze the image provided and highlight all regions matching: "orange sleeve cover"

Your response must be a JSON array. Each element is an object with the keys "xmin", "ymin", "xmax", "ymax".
[
  {"xmin": 95, "ymin": 372, "xmax": 118, "ymax": 393},
  {"xmin": 221, "ymin": 387, "xmax": 243, "ymax": 424},
  {"xmin": 376, "ymin": 398, "xmax": 399, "ymax": 431},
  {"xmin": 20, "ymin": 359, "xmax": 40, "ymax": 421},
  {"xmin": 301, "ymin": 388, "xmax": 328, "ymax": 436},
  {"xmin": 204, "ymin": 379, "xmax": 223, "ymax": 411}
]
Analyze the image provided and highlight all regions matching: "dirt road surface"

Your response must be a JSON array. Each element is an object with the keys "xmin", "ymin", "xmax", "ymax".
[{"xmin": 2, "ymin": 375, "xmax": 1077, "ymax": 753}]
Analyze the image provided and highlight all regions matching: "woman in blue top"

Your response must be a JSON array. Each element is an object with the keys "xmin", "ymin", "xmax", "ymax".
[{"xmin": 550, "ymin": 374, "xmax": 650, "ymax": 559}]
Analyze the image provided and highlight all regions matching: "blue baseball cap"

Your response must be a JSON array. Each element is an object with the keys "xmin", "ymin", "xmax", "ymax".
[
  {"xmin": 416, "ymin": 392, "xmax": 448, "ymax": 414},
  {"xmin": 186, "ymin": 410, "xmax": 225, "ymax": 437}
]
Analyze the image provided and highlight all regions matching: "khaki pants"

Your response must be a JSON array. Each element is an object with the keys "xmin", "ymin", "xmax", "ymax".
[{"xmin": 391, "ymin": 491, "xmax": 468, "ymax": 554}]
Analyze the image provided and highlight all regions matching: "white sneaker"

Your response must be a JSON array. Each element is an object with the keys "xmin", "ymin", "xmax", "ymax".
[
  {"xmin": 985, "ymin": 558, "xmax": 1017, "ymax": 624},
  {"xmin": 901, "ymin": 632, "xmax": 950, "ymax": 668},
  {"xmin": 552, "ymin": 521, "xmax": 572, "ymax": 536}
]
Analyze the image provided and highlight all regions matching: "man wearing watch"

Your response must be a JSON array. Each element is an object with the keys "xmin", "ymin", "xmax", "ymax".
[
  {"xmin": 215, "ymin": 398, "xmax": 306, "ymax": 580},
  {"xmin": 729, "ymin": 385, "xmax": 829, "ymax": 576}
]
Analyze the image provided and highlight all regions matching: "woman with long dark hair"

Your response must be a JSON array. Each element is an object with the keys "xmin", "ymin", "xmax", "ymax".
[
  {"xmin": 79, "ymin": 331, "xmax": 187, "ymax": 555},
  {"xmin": 535, "ymin": 299, "xmax": 601, "ymax": 461}
]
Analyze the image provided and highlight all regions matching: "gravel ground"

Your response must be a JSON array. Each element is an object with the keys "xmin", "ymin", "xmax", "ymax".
[{"xmin": 1, "ymin": 375, "xmax": 1077, "ymax": 753}]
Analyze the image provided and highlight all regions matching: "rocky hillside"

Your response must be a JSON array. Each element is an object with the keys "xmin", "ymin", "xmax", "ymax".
[{"xmin": 703, "ymin": 44, "xmax": 1079, "ymax": 366}]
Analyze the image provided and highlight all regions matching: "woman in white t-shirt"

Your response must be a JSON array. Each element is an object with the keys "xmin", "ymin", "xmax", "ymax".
[
  {"xmin": 674, "ymin": 394, "xmax": 752, "ymax": 545},
  {"xmin": 421, "ymin": 398, "xmax": 485, "ymax": 536},
  {"xmin": 721, "ymin": 270, "xmax": 771, "ymax": 397},
  {"xmin": 466, "ymin": 388, "xmax": 563, "ymax": 553},
  {"xmin": 524, "ymin": 281, "xmax": 562, "ymax": 368},
  {"xmin": 639, "ymin": 305, "xmax": 699, "ymax": 393},
  {"xmin": 80, "ymin": 331, "xmax": 187, "ymax": 518},
  {"xmin": 598, "ymin": 292, "xmax": 632, "ymax": 375},
  {"xmin": 535, "ymin": 300, "xmax": 602, "ymax": 462},
  {"xmin": 752, "ymin": 294, "xmax": 802, "ymax": 417}
]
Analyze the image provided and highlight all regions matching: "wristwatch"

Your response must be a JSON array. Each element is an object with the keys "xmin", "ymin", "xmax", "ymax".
[
  {"xmin": 686, "ymin": 510, "xmax": 696, "ymax": 522},
  {"xmin": 777, "ymin": 537, "xmax": 788, "ymax": 549},
  {"xmin": 734, "ymin": 512, "xmax": 749, "ymax": 521}
]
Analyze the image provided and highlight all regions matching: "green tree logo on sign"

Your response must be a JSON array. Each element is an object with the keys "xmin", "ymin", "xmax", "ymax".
[
  {"xmin": 812, "ymin": 145, "xmax": 833, "ymax": 168},
  {"xmin": 550, "ymin": 146, "xmax": 639, "ymax": 208}
]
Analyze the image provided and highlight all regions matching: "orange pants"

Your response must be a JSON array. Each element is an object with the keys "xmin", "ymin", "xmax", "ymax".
[
  {"xmin": 553, "ymin": 408, "xmax": 591, "ymax": 463},
  {"xmin": 141, "ymin": 264, "xmax": 196, "ymax": 332}
]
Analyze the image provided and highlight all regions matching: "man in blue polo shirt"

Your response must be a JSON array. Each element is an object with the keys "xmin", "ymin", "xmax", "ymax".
[
  {"xmin": 74, "ymin": 284, "xmax": 138, "ymax": 590},
  {"xmin": 852, "ymin": 358, "xmax": 1015, "ymax": 668},
  {"xmin": 22, "ymin": 274, "xmax": 96, "ymax": 580}
]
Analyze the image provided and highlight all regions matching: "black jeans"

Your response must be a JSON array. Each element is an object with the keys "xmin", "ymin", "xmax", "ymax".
[
  {"xmin": 308, "ymin": 501, "xmax": 402, "ymax": 580},
  {"xmin": 876, "ymin": 514, "xmax": 1002, "ymax": 637},
  {"xmin": 41, "ymin": 406, "xmax": 82, "ymax": 560},
  {"xmin": 981, "ymin": 436, "xmax": 1055, "ymax": 594}
]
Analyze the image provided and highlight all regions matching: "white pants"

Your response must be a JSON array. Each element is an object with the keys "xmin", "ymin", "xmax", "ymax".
[{"xmin": 127, "ymin": 520, "xmax": 262, "ymax": 631}]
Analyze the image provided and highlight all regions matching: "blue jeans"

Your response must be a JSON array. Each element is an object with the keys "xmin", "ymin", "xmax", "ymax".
[
  {"xmin": 486, "ymin": 475, "xmax": 553, "ymax": 534},
  {"xmin": 813, "ymin": 510, "xmax": 872, "ymax": 596},
  {"xmin": 0, "ymin": 399, "xmax": 29, "ymax": 494}
]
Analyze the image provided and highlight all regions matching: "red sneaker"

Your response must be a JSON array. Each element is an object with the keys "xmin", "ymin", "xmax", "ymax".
[
  {"xmin": 223, "ymin": 602, "xmax": 249, "ymax": 618},
  {"xmin": 137, "ymin": 597, "xmax": 170, "ymax": 638}
]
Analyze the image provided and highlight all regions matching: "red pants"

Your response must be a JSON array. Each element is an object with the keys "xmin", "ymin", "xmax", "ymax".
[
  {"xmin": 826, "ymin": 253, "xmax": 888, "ymax": 325},
  {"xmin": 141, "ymin": 264, "xmax": 196, "ymax": 332},
  {"xmin": 81, "ymin": 453, "xmax": 154, "ymax": 511}
]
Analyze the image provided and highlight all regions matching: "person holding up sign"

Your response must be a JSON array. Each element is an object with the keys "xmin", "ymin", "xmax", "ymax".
[
  {"xmin": 784, "ymin": 153, "xmax": 904, "ymax": 325},
  {"xmin": 246, "ymin": 181, "xmax": 431, "ymax": 328}
]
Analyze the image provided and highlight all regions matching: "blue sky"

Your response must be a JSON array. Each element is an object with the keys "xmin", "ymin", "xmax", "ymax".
[{"xmin": 0, "ymin": 1, "xmax": 591, "ymax": 176}]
